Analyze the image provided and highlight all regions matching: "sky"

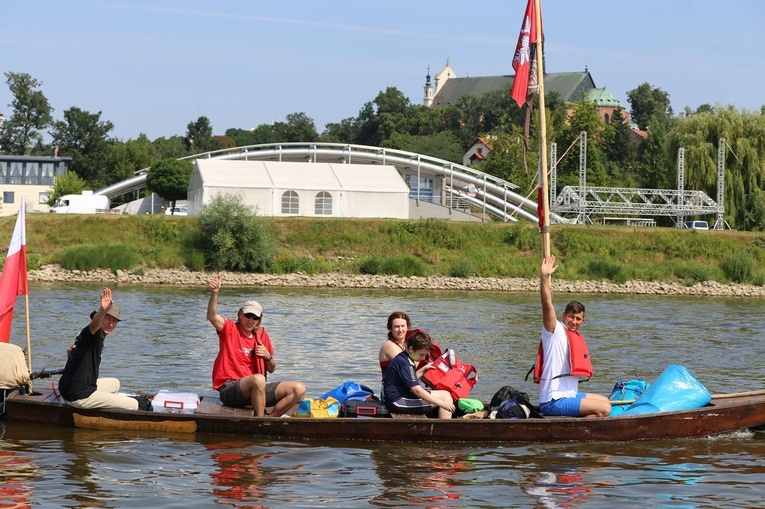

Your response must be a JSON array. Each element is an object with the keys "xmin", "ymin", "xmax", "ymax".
[{"xmin": 2, "ymin": 0, "xmax": 765, "ymax": 142}]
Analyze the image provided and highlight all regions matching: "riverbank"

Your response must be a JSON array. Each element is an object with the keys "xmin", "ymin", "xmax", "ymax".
[{"xmin": 27, "ymin": 264, "xmax": 765, "ymax": 297}]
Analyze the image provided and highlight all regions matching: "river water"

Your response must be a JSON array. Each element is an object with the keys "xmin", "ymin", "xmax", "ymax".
[{"xmin": 1, "ymin": 282, "xmax": 764, "ymax": 508}]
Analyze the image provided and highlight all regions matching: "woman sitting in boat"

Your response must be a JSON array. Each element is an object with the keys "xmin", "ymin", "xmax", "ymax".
[
  {"xmin": 536, "ymin": 256, "xmax": 611, "ymax": 418},
  {"xmin": 378, "ymin": 311, "xmax": 411, "ymax": 378},
  {"xmin": 382, "ymin": 329, "xmax": 454, "ymax": 419},
  {"xmin": 58, "ymin": 288, "xmax": 148, "ymax": 411}
]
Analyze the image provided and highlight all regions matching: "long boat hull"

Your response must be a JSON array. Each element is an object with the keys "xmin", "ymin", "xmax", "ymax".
[{"xmin": 5, "ymin": 389, "xmax": 765, "ymax": 443}]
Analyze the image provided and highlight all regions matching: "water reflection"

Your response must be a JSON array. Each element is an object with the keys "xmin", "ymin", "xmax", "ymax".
[
  {"xmin": 0, "ymin": 448, "xmax": 35, "ymax": 509},
  {"xmin": 205, "ymin": 440, "xmax": 276, "ymax": 507},
  {"xmin": 370, "ymin": 446, "xmax": 473, "ymax": 507}
]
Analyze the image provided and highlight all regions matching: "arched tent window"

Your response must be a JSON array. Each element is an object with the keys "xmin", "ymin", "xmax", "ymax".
[
  {"xmin": 281, "ymin": 190, "xmax": 299, "ymax": 214},
  {"xmin": 315, "ymin": 191, "xmax": 332, "ymax": 215}
]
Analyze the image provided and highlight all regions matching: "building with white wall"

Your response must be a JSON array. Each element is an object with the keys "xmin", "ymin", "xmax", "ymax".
[{"xmin": 187, "ymin": 160, "xmax": 410, "ymax": 219}]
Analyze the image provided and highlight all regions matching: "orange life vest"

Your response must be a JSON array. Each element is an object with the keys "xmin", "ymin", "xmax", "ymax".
[{"xmin": 532, "ymin": 326, "xmax": 593, "ymax": 383}]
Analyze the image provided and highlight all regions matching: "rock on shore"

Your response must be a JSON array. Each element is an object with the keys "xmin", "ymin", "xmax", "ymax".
[{"xmin": 27, "ymin": 264, "xmax": 765, "ymax": 297}]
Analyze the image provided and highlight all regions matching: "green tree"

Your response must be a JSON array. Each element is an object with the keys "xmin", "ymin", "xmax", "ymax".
[
  {"xmin": 184, "ymin": 116, "xmax": 216, "ymax": 153},
  {"xmin": 639, "ymin": 115, "xmax": 672, "ymax": 189},
  {"xmin": 602, "ymin": 107, "xmax": 637, "ymax": 165},
  {"xmin": 50, "ymin": 107, "xmax": 115, "ymax": 187},
  {"xmin": 627, "ymin": 82, "xmax": 671, "ymax": 130},
  {"xmin": 146, "ymin": 159, "xmax": 193, "ymax": 211},
  {"xmin": 196, "ymin": 193, "xmax": 275, "ymax": 272},
  {"xmin": 106, "ymin": 134, "xmax": 158, "ymax": 185},
  {"xmin": 554, "ymin": 97, "xmax": 609, "ymax": 188},
  {"xmin": 667, "ymin": 106, "xmax": 765, "ymax": 230},
  {"xmin": 153, "ymin": 135, "xmax": 189, "ymax": 159},
  {"xmin": 321, "ymin": 117, "xmax": 358, "ymax": 143},
  {"xmin": 275, "ymin": 112, "xmax": 318, "ymax": 142},
  {"xmin": 382, "ymin": 131, "xmax": 463, "ymax": 163},
  {"xmin": 476, "ymin": 126, "xmax": 536, "ymax": 191},
  {"xmin": 225, "ymin": 128, "xmax": 262, "ymax": 147},
  {"xmin": 0, "ymin": 72, "xmax": 53, "ymax": 155},
  {"xmin": 47, "ymin": 171, "xmax": 87, "ymax": 206}
]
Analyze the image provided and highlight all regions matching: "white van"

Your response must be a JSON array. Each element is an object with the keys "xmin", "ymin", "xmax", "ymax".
[
  {"xmin": 684, "ymin": 220, "xmax": 709, "ymax": 230},
  {"xmin": 50, "ymin": 191, "xmax": 110, "ymax": 214}
]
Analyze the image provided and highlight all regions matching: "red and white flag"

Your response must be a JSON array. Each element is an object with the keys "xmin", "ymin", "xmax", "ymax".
[
  {"xmin": 511, "ymin": 0, "xmax": 542, "ymax": 107},
  {"xmin": 0, "ymin": 199, "xmax": 29, "ymax": 342}
]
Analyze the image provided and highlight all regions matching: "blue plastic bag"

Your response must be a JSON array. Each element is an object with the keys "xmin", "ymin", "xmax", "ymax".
[
  {"xmin": 620, "ymin": 365, "xmax": 711, "ymax": 416},
  {"xmin": 320, "ymin": 381, "xmax": 375, "ymax": 404}
]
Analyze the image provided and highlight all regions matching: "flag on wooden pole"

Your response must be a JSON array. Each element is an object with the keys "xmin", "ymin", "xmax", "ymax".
[
  {"xmin": 511, "ymin": 0, "xmax": 542, "ymax": 108},
  {"xmin": 0, "ymin": 199, "xmax": 29, "ymax": 342}
]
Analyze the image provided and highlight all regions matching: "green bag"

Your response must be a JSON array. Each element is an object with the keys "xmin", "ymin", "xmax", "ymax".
[{"xmin": 457, "ymin": 398, "xmax": 484, "ymax": 414}]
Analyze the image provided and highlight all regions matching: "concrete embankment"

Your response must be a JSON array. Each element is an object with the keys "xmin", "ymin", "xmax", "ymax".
[{"xmin": 27, "ymin": 265, "xmax": 765, "ymax": 297}]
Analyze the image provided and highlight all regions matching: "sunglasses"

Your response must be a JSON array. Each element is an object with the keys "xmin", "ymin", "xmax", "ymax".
[{"xmin": 243, "ymin": 313, "xmax": 261, "ymax": 320}]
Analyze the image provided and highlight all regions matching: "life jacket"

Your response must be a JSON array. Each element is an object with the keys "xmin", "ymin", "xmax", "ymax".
[{"xmin": 529, "ymin": 326, "xmax": 593, "ymax": 383}]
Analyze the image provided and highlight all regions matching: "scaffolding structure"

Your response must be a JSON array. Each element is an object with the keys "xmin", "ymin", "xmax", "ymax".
[{"xmin": 551, "ymin": 133, "xmax": 729, "ymax": 229}]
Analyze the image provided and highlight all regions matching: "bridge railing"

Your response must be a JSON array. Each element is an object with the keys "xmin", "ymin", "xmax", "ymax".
[{"xmin": 97, "ymin": 142, "xmax": 564, "ymax": 223}]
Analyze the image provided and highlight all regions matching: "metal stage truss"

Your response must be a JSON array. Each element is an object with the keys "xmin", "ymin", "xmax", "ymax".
[{"xmin": 550, "ymin": 133, "xmax": 728, "ymax": 229}]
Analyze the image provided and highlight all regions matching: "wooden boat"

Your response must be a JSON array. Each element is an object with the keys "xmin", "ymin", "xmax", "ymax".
[{"xmin": 4, "ymin": 387, "xmax": 765, "ymax": 443}]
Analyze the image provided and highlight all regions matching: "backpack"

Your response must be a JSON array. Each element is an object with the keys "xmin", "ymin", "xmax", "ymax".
[
  {"xmin": 489, "ymin": 385, "xmax": 529, "ymax": 410},
  {"xmin": 608, "ymin": 379, "xmax": 649, "ymax": 416},
  {"xmin": 497, "ymin": 397, "xmax": 534, "ymax": 419},
  {"xmin": 489, "ymin": 385, "xmax": 542, "ymax": 419}
]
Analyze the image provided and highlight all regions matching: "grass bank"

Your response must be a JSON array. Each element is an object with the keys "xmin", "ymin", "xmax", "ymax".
[{"xmin": 5, "ymin": 214, "xmax": 765, "ymax": 286}]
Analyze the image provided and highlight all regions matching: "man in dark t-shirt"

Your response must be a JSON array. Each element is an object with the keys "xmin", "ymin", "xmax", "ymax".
[{"xmin": 58, "ymin": 288, "xmax": 140, "ymax": 411}]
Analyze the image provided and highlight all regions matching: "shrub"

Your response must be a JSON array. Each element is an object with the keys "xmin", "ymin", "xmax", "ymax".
[
  {"xmin": 449, "ymin": 260, "xmax": 473, "ymax": 278},
  {"xmin": 359, "ymin": 255, "xmax": 384, "ymax": 275},
  {"xmin": 720, "ymin": 252, "xmax": 755, "ymax": 283},
  {"xmin": 359, "ymin": 254, "xmax": 426, "ymax": 277},
  {"xmin": 59, "ymin": 244, "xmax": 141, "ymax": 272},
  {"xmin": 586, "ymin": 258, "xmax": 627, "ymax": 284},
  {"xmin": 503, "ymin": 222, "xmax": 539, "ymax": 250},
  {"xmin": 381, "ymin": 254, "xmax": 427, "ymax": 277},
  {"xmin": 679, "ymin": 262, "xmax": 716, "ymax": 285},
  {"xmin": 196, "ymin": 194, "xmax": 275, "ymax": 272}
]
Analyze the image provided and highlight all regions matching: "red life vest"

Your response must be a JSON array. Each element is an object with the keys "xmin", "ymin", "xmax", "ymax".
[{"xmin": 532, "ymin": 327, "xmax": 593, "ymax": 383}]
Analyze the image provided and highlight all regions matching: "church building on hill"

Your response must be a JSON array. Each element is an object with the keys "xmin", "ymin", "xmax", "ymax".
[
  {"xmin": 423, "ymin": 59, "xmax": 645, "ymax": 163},
  {"xmin": 423, "ymin": 59, "xmax": 637, "ymax": 125}
]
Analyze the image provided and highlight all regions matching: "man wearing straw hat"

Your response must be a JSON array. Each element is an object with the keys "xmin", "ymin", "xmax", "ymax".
[{"xmin": 58, "ymin": 288, "xmax": 148, "ymax": 411}]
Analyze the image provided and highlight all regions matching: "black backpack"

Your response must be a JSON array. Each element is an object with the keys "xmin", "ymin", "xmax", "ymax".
[{"xmin": 489, "ymin": 385, "xmax": 542, "ymax": 419}]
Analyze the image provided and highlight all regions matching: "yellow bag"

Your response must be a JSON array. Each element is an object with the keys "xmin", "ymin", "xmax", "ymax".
[{"xmin": 294, "ymin": 397, "xmax": 340, "ymax": 418}]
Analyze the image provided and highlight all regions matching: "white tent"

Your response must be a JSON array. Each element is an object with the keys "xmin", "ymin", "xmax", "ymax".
[{"xmin": 187, "ymin": 160, "xmax": 409, "ymax": 219}]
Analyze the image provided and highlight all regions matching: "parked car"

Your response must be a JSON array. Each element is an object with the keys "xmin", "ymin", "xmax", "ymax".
[
  {"xmin": 684, "ymin": 220, "xmax": 709, "ymax": 230},
  {"xmin": 164, "ymin": 206, "xmax": 188, "ymax": 216}
]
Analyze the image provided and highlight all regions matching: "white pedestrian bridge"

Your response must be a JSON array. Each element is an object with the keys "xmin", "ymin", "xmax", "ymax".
[{"xmin": 96, "ymin": 143, "xmax": 565, "ymax": 223}]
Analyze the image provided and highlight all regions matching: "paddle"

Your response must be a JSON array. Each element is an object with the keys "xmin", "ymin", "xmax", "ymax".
[
  {"xmin": 30, "ymin": 368, "xmax": 64, "ymax": 380},
  {"xmin": 610, "ymin": 388, "xmax": 765, "ymax": 405}
]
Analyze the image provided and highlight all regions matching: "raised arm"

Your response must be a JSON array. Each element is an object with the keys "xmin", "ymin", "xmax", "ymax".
[
  {"xmin": 541, "ymin": 255, "xmax": 558, "ymax": 334},
  {"xmin": 88, "ymin": 288, "xmax": 113, "ymax": 335},
  {"xmin": 207, "ymin": 274, "xmax": 225, "ymax": 332}
]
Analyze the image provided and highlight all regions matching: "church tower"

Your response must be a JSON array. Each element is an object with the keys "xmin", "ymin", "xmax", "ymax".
[
  {"xmin": 423, "ymin": 67, "xmax": 434, "ymax": 107},
  {"xmin": 424, "ymin": 58, "xmax": 456, "ymax": 107}
]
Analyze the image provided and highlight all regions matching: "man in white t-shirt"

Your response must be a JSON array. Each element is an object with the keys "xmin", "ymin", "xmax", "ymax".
[{"xmin": 538, "ymin": 255, "xmax": 611, "ymax": 417}]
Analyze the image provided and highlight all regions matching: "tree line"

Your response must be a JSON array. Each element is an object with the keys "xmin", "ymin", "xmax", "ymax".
[{"xmin": 1, "ymin": 71, "xmax": 764, "ymax": 230}]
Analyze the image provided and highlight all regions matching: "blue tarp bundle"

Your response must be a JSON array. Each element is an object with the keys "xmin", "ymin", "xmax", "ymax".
[{"xmin": 619, "ymin": 365, "xmax": 711, "ymax": 416}]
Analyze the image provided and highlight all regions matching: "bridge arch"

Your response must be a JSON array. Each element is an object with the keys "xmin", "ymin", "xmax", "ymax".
[{"xmin": 97, "ymin": 143, "xmax": 564, "ymax": 223}]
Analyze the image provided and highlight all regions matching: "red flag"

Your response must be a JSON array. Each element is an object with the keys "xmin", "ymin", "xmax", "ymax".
[
  {"xmin": 511, "ymin": 0, "xmax": 542, "ymax": 107},
  {"xmin": 0, "ymin": 199, "xmax": 28, "ymax": 342}
]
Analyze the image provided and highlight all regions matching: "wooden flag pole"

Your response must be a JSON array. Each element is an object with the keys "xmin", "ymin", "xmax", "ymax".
[
  {"xmin": 24, "ymin": 293, "xmax": 31, "ymax": 373},
  {"xmin": 534, "ymin": 0, "xmax": 550, "ymax": 259}
]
